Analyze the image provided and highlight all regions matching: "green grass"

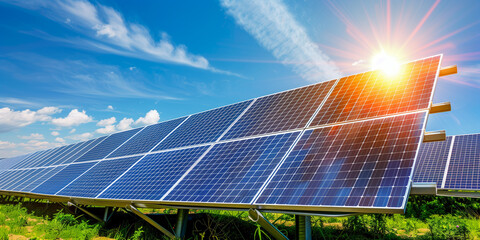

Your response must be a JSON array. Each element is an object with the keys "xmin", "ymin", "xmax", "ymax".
[{"xmin": 1, "ymin": 196, "xmax": 480, "ymax": 239}]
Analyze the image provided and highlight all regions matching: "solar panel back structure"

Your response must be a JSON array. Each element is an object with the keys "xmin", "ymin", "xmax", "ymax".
[{"xmin": 0, "ymin": 55, "xmax": 443, "ymax": 215}]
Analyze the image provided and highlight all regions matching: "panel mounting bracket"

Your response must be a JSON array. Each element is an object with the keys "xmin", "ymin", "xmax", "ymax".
[
  {"xmin": 248, "ymin": 208, "xmax": 288, "ymax": 240},
  {"xmin": 126, "ymin": 205, "xmax": 176, "ymax": 239},
  {"xmin": 410, "ymin": 182, "xmax": 437, "ymax": 195},
  {"xmin": 423, "ymin": 130, "xmax": 446, "ymax": 142},
  {"xmin": 430, "ymin": 102, "xmax": 451, "ymax": 114},
  {"xmin": 67, "ymin": 201, "xmax": 104, "ymax": 223},
  {"xmin": 439, "ymin": 65, "xmax": 458, "ymax": 77}
]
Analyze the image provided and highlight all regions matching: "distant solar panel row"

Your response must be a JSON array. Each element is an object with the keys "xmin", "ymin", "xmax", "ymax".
[{"xmin": 0, "ymin": 55, "xmax": 442, "ymax": 213}]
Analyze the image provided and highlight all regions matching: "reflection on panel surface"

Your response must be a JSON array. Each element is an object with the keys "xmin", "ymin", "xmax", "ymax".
[
  {"xmin": 165, "ymin": 132, "xmax": 299, "ymax": 204},
  {"xmin": 222, "ymin": 80, "xmax": 335, "ymax": 140},
  {"xmin": 256, "ymin": 112, "xmax": 426, "ymax": 210},
  {"xmin": 312, "ymin": 56, "xmax": 440, "ymax": 126}
]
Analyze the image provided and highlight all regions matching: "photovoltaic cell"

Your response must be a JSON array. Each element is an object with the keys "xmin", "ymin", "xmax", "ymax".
[
  {"xmin": 12, "ymin": 149, "xmax": 52, "ymax": 169},
  {"xmin": 22, "ymin": 166, "xmax": 66, "ymax": 192},
  {"xmin": 109, "ymin": 117, "xmax": 187, "ymax": 158},
  {"xmin": 75, "ymin": 128, "xmax": 141, "ymax": 162},
  {"xmin": 444, "ymin": 134, "xmax": 480, "ymax": 189},
  {"xmin": 164, "ymin": 132, "xmax": 300, "ymax": 204},
  {"xmin": 9, "ymin": 168, "xmax": 45, "ymax": 191},
  {"xmin": 256, "ymin": 112, "xmax": 427, "ymax": 210},
  {"xmin": 57, "ymin": 156, "xmax": 141, "ymax": 198},
  {"xmin": 98, "ymin": 146, "xmax": 209, "ymax": 200},
  {"xmin": 153, "ymin": 101, "xmax": 252, "ymax": 151},
  {"xmin": 0, "ymin": 170, "xmax": 27, "ymax": 190},
  {"xmin": 32, "ymin": 162, "xmax": 97, "ymax": 195},
  {"xmin": 64, "ymin": 138, "xmax": 102, "ymax": 163},
  {"xmin": 311, "ymin": 56, "xmax": 440, "ymax": 126},
  {"xmin": 31, "ymin": 144, "xmax": 75, "ymax": 167},
  {"xmin": 221, "ymin": 80, "xmax": 336, "ymax": 140},
  {"xmin": 412, "ymin": 136, "xmax": 452, "ymax": 188},
  {"xmin": 0, "ymin": 154, "xmax": 29, "ymax": 171}
]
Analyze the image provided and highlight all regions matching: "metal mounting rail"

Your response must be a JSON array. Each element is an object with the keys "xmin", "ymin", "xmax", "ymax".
[
  {"xmin": 127, "ymin": 205, "xmax": 176, "ymax": 239},
  {"xmin": 248, "ymin": 208, "xmax": 288, "ymax": 240}
]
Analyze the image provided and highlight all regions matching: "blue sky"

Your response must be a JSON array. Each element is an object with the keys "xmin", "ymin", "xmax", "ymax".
[{"xmin": 0, "ymin": 0, "xmax": 479, "ymax": 157}]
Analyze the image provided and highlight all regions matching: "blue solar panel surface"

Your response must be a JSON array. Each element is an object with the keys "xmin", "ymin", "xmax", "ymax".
[
  {"xmin": 58, "ymin": 156, "xmax": 141, "ymax": 198},
  {"xmin": 32, "ymin": 162, "xmax": 96, "ymax": 195},
  {"xmin": 75, "ymin": 128, "xmax": 141, "ymax": 162},
  {"xmin": 444, "ymin": 134, "xmax": 480, "ymax": 189},
  {"xmin": 153, "ymin": 101, "xmax": 252, "ymax": 151},
  {"xmin": 32, "ymin": 144, "xmax": 75, "ymax": 167},
  {"xmin": 255, "ymin": 112, "xmax": 427, "ymax": 209},
  {"xmin": 0, "ymin": 154, "xmax": 29, "ymax": 171},
  {"xmin": 22, "ymin": 166, "xmax": 66, "ymax": 192},
  {"xmin": 221, "ymin": 80, "xmax": 335, "ymax": 140},
  {"xmin": 413, "ymin": 136, "xmax": 452, "ymax": 188},
  {"xmin": 109, "ymin": 117, "xmax": 187, "ymax": 158},
  {"xmin": 98, "ymin": 146, "xmax": 209, "ymax": 200},
  {"xmin": 10, "ymin": 168, "xmax": 44, "ymax": 191},
  {"xmin": 13, "ymin": 149, "xmax": 51, "ymax": 169},
  {"xmin": 165, "ymin": 132, "xmax": 300, "ymax": 204}
]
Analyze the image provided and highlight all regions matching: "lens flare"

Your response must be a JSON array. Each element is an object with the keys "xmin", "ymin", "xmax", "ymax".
[{"xmin": 371, "ymin": 52, "xmax": 400, "ymax": 76}]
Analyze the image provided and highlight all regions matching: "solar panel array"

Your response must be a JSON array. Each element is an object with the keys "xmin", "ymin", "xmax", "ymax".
[
  {"xmin": 414, "ymin": 134, "xmax": 480, "ymax": 191},
  {"xmin": 0, "ymin": 55, "xmax": 442, "ymax": 213}
]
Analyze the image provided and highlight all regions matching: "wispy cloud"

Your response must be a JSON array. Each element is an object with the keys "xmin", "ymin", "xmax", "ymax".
[
  {"xmin": 220, "ymin": 0, "xmax": 341, "ymax": 82},
  {"xmin": 4, "ymin": 0, "xmax": 230, "ymax": 73}
]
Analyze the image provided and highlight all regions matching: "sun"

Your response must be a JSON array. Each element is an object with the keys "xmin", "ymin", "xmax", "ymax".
[{"xmin": 371, "ymin": 52, "xmax": 400, "ymax": 77}]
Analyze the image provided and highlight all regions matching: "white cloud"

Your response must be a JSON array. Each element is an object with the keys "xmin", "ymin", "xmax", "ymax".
[
  {"xmin": 70, "ymin": 128, "xmax": 76, "ymax": 134},
  {"xmin": 0, "ymin": 141, "xmax": 16, "ymax": 150},
  {"xmin": 220, "ymin": 0, "xmax": 341, "ymax": 82},
  {"xmin": 51, "ymin": 131, "xmax": 60, "ymax": 136},
  {"xmin": 19, "ymin": 133, "xmax": 44, "ymax": 140},
  {"xmin": 51, "ymin": 109, "xmax": 93, "ymax": 127},
  {"xmin": 134, "ymin": 110, "xmax": 159, "ymax": 126},
  {"xmin": 0, "ymin": 107, "xmax": 60, "ymax": 133},
  {"xmin": 68, "ymin": 132, "xmax": 94, "ymax": 141},
  {"xmin": 9, "ymin": 0, "xmax": 215, "ymax": 71},
  {"xmin": 107, "ymin": 105, "xmax": 114, "ymax": 110},
  {"xmin": 55, "ymin": 137, "xmax": 66, "ymax": 143},
  {"xmin": 96, "ymin": 125, "xmax": 116, "ymax": 134},
  {"xmin": 17, "ymin": 140, "xmax": 63, "ymax": 153},
  {"xmin": 117, "ymin": 118, "xmax": 134, "ymax": 131},
  {"xmin": 97, "ymin": 117, "xmax": 116, "ymax": 127}
]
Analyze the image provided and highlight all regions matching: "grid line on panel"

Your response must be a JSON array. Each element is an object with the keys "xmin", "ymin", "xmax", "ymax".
[
  {"xmin": 164, "ymin": 132, "xmax": 300, "ymax": 204},
  {"xmin": 108, "ymin": 117, "xmax": 187, "ymax": 158},
  {"xmin": 441, "ymin": 136, "xmax": 456, "ymax": 188},
  {"xmin": 444, "ymin": 135, "xmax": 480, "ymax": 189},
  {"xmin": 0, "ymin": 154, "xmax": 30, "ymax": 171},
  {"xmin": 31, "ymin": 162, "xmax": 97, "ymax": 195},
  {"xmin": 12, "ymin": 149, "xmax": 51, "ymax": 169},
  {"xmin": 413, "ymin": 137, "xmax": 453, "ymax": 188},
  {"xmin": 32, "ymin": 144, "xmax": 76, "ymax": 168},
  {"xmin": 221, "ymin": 80, "xmax": 336, "ymax": 140},
  {"xmin": 98, "ymin": 146, "xmax": 209, "ymax": 200},
  {"xmin": 9, "ymin": 169, "xmax": 45, "ymax": 191},
  {"xmin": 94, "ymin": 116, "xmax": 191, "ymax": 198},
  {"xmin": 75, "ymin": 128, "xmax": 142, "ymax": 163},
  {"xmin": 66, "ymin": 137, "xmax": 107, "ymax": 163},
  {"xmin": 255, "ymin": 112, "xmax": 427, "ymax": 209},
  {"xmin": 49, "ymin": 141, "xmax": 91, "ymax": 166},
  {"xmin": 57, "ymin": 156, "xmax": 142, "ymax": 198},
  {"xmin": 153, "ymin": 100, "xmax": 252, "ymax": 151},
  {"xmin": 311, "ymin": 56, "xmax": 441, "ymax": 126}
]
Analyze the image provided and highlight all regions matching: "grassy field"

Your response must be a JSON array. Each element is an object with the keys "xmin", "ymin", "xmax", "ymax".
[{"xmin": 0, "ymin": 196, "xmax": 479, "ymax": 239}]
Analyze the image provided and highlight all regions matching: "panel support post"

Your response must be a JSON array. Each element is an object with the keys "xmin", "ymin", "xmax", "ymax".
[
  {"xmin": 127, "ymin": 205, "xmax": 175, "ymax": 239},
  {"xmin": 175, "ymin": 209, "xmax": 189, "ymax": 239},
  {"xmin": 103, "ymin": 207, "xmax": 109, "ymax": 222},
  {"xmin": 67, "ymin": 202, "xmax": 104, "ymax": 223},
  {"xmin": 248, "ymin": 209, "xmax": 288, "ymax": 240},
  {"xmin": 295, "ymin": 215, "xmax": 311, "ymax": 240}
]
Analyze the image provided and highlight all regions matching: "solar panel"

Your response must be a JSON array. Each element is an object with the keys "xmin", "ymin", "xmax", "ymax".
[
  {"xmin": 164, "ymin": 132, "xmax": 300, "ymax": 204},
  {"xmin": 153, "ymin": 101, "xmax": 252, "ymax": 151},
  {"xmin": 74, "ymin": 128, "xmax": 142, "ymax": 162},
  {"xmin": 108, "ymin": 117, "xmax": 187, "ymax": 158},
  {"xmin": 444, "ymin": 134, "xmax": 480, "ymax": 190},
  {"xmin": 0, "ymin": 170, "xmax": 26, "ymax": 190},
  {"xmin": 9, "ymin": 168, "xmax": 45, "ymax": 191},
  {"xmin": 0, "ymin": 154, "xmax": 29, "ymax": 172},
  {"xmin": 255, "ymin": 112, "xmax": 427, "ymax": 211},
  {"xmin": 311, "ymin": 56, "xmax": 440, "ymax": 126},
  {"xmin": 12, "ymin": 149, "xmax": 52, "ymax": 169},
  {"xmin": 413, "ymin": 136, "xmax": 453, "ymax": 188},
  {"xmin": 57, "ymin": 156, "xmax": 141, "ymax": 198},
  {"xmin": 98, "ymin": 146, "xmax": 209, "ymax": 200},
  {"xmin": 30, "ymin": 144, "xmax": 75, "ymax": 168},
  {"xmin": 221, "ymin": 80, "xmax": 336, "ymax": 140},
  {"xmin": 31, "ymin": 162, "xmax": 97, "ymax": 195}
]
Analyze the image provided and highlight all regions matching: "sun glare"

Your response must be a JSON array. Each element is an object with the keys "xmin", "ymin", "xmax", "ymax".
[{"xmin": 371, "ymin": 52, "xmax": 401, "ymax": 77}]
